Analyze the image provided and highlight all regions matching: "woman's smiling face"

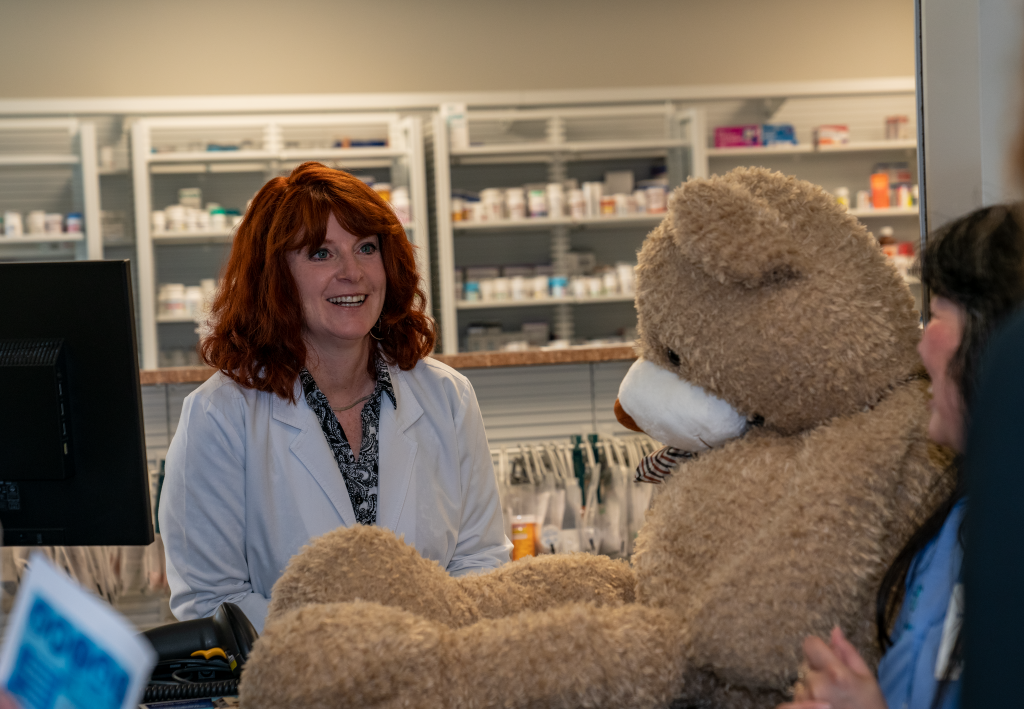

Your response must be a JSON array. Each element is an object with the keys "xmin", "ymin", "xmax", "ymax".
[
  {"xmin": 286, "ymin": 212, "xmax": 386, "ymax": 353},
  {"xmin": 918, "ymin": 295, "xmax": 967, "ymax": 451}
]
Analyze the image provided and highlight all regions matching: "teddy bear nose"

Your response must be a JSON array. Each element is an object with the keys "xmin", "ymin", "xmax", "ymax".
[{"xmin": 614, "ymin": 398, "xmax": 644, "ymax": 432}]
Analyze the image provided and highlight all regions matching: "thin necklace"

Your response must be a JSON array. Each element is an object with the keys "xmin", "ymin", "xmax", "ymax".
[{"xmin": 331, "ymin": 394, "xmax": 372, "ymax": 413}]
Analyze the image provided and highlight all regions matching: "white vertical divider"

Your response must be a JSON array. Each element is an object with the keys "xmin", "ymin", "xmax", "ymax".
[
  {"xmin": 78, "ymin": 122, "xmax": 103, "ymax": 260},
  {"xmin": 131, "ymin": 121, "xmax": 158, "ymax": 370},
  {"xmin": 688, "ymin": 108, "xmax": 709, "ymax": 179},
  {"xmin": 404, "ymin": 116, "xmax": 432, "ymax": 312},
  {"xmin": 432, "ymin": 112, "xmax": 459, "ymax": 354}
]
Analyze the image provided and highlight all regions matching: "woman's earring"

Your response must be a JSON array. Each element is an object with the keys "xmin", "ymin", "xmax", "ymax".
[{"xmin": 370, "ymin": 314, "xmax": 385, "ymax": 341}]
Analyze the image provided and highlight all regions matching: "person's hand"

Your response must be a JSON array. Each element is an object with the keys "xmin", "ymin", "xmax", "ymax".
[
  {"xmin": 776, "ymin": 626, "xmax": 888, "ymax": 709},
  {"xmin": 0, "ymin": 690, "xmax": 21, "ymax": 709}
]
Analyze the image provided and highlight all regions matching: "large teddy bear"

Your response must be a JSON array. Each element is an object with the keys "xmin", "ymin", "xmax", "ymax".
[{"xmin": 238, "ymin": 167, "xmax": 949, "ymax": 709}]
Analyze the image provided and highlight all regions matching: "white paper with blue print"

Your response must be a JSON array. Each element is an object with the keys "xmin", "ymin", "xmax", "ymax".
[{"xmin": 0, "ymin": 552, "xmax": 156, "ymax": 709}]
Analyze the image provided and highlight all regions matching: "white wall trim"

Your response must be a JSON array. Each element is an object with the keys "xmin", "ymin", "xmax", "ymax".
[{"xmin": 0, "ymin": 77, "xmax": 915, "ymax": 117}]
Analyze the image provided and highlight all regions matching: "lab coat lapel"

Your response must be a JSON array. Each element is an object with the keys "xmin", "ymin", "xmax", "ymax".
[
  {"xmin": 272, "ymin": 379, "xmax": 357, "ymax": 527},
  {"xmin": 377, "ymin": 364, "xmax": 423, "ymax": 532}
]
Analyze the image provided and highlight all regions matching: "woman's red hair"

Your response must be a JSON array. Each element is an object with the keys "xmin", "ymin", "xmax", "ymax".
[{"xmin": 201, "ymin": 161, "xmax": 435, "ymax": 401}]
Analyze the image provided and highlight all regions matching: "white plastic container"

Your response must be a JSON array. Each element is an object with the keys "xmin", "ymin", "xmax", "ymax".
[
  {"xmin": 532, "ymin": 275, "xmax": 550, "ymax": 299},
  {"xmin": 614, "ymin": 193, "xmax": 630, "ymax": 215},
  {"xmin": 633, "ymin": 189, "xmax": 648, "ymax": 214},
  {"xmin": 528, "ymin": 189, "xmax": 547, "ymax": 218},
  {"xmin": 4, "ymin": 212, "xmax": 23, "ymax": 237},
  {"xmin": 835, "ymin": 186, "xmax": 850, "ymax": 210},
  {"xmin": 478, "ymin": 278, "xmax": 495, "ymax": 301},
  {"xmin": 546, "ymin": 183, "xmax": 565, "ymax": 218},
  {"xmin": 481, "ymin": 188, "xmax": 504, "ymax": 221},
  {"xmin": 44, "ymin": 213, "xmax": 63, "ymax": 234},
  {"xmin": 505, "ymin": 188, "xmax": 526, "ymax": 220},
  {"xmin": 616, "ymin": 263, "xmax": 635, "ymax": 295},
  {"xmin": 185, "ymin": 286, "xmax": 204, "ymax": 316},
  {"xmin": 165, "ymin": 205, "xmax": 186, "ymax": 231},
  {"xmin": 602, "ymin": 270, "xmax": 619, "ymax": 295},
  {"xmin": 646, "ymin": 185, "xmax": 667, "ymax": 213},
  {"xmin": 65, "ymin": 213, "xmax": 83, "ymax": 233},
  {"xmin": 151, "ymin": 210, "xmax": 167, "ymax": 232},
  {"xmin": 27, "ymin": 210, "xmax": 46, "ymax": 234},
  {"xmin": 569, "ymin": 189, "xmax": 586, "ymax": 219},
  {"xmin": 510, "ymin": 275, "xmax": 528, "ymax": 300},
  {"xmin": 391, "ymin": 186, "xmax": 411, "ymax": 225},
  {"xmin": 582, "ymin": 182, "xmax": 604, "ymax": 218},
  {"xmin": 492, "ymin": 277, "xmax": 511, "ymax": 301},
  {"xmin": 210, "ymin": 209, "xmax": 227, "ymax": 231}
]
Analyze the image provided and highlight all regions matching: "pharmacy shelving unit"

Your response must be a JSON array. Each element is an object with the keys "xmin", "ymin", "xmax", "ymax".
[
  {"xmin": 0, "ymin": 118, "xmax": 102, "ymax": 262},
  {"xmin": 131, "ymin": 113, "xmax": 430, "ymax": 370},
  {"xmin": 432, "ymin": 105, "xmax": 704, "ymax": 354}
]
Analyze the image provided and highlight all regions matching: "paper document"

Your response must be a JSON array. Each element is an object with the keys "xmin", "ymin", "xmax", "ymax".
[{"xmin": 0, "ymin": 552, "xmax": 157, "ymax": 709}]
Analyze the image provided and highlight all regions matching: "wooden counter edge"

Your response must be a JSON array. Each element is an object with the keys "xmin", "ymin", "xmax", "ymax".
[{"xmin": 139, "ymin": 344, "xmax": 639, "ymax": 385}]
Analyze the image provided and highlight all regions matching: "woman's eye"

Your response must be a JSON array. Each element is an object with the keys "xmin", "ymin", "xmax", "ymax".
[
  {"xmin": 311, "ymin": 248, "xmax": 330, "ymax": 260},
  {"xmin": 666, "ymin": 348, "xmax": 681, "ymax": 366},
  {"xmin": 359, "ymin": 242, "xmax": 377, "ymax": 254}
]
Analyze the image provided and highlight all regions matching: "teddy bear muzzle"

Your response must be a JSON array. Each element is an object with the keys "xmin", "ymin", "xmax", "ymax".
[{"xmin": 616, "ymin": 357, "xmax": 749, "ymax": 451}]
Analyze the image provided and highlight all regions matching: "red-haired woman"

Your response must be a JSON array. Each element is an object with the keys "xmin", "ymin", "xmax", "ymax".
[{"xmin": 158, "ymin": 162, "xmax": 511, "ymax": 633}]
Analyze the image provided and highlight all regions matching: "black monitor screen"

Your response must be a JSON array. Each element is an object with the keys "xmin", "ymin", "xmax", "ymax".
[{"xmin": 0, "ymin": 260, "xmax": 153, "ymax": 546}]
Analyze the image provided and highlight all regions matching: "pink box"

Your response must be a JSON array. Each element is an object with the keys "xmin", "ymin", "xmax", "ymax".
[{"xmin": 714, "ymin": 125, "xmax": 761, "ymax": 148}]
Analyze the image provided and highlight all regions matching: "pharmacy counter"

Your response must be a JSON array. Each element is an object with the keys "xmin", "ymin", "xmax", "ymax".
[{"xmin": 139, "ymin": 344, "xmax": 638, "ymax": 385}]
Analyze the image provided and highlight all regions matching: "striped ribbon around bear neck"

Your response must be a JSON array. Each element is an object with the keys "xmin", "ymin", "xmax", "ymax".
[{"xmin": 635, "ymin": 446, "xmax": 696, "ymax": 483}]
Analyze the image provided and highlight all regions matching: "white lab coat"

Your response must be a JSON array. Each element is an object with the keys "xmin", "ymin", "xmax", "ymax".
[{"xmin": 159, "ymin": 357, "xmax": 512, "ymax": 633}]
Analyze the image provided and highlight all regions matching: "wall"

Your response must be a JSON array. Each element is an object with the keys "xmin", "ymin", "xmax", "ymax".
[{"xmin": 1, "ymin": 0, "xmax": 915, "ymax": 99}]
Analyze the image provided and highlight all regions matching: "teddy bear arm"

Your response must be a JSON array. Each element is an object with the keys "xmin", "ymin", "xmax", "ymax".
[{"xmin": 458, "ymin": 552, "xmax": 637, "ymax": 618}]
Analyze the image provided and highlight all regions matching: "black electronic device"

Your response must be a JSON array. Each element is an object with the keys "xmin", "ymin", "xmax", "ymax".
[
  {"xmin": 0, "ymin": 260, "xmax": 153, "ymax": 546},
  {"xmin": 142, "ymin": 602, "xmax": 258, "ymax": 702}
]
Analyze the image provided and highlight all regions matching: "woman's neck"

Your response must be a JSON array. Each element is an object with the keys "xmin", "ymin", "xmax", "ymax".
[{"xmin": 304, "ymin": 335, "xmax": 376, "ymax": 402}]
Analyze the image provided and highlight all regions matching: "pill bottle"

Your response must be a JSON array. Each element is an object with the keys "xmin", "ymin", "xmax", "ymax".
[
  {"xmin": 505, "ymin": 188, "xmax": 526, "ymax": 220},
  {"xmin": 546, "ymin": 183, "xmax": 564, "ymax": 218},
  {"xmin": 528, "ymin": 189, "xmax": 547, "ymax": 218},
  {"xmin": 835, "ymin": 187, "xmax": 850, "ymax": 209},
  {"xmin": 600, "ymin": 195, "xmax": 616, "ymax": 216},
  {"xmin": 532, "ymin": 275, "xmax": 550, "ymax": 299},
  {"xmin": 569, "ymin": 189, "xmax": 586, "ymax": 219},
  {"xmin": 210, "ymin": 208, "xmax": 227, "ymax": 231},
  {"xmin": 44, "ymin": 213, "xmax": 64, "ymax": 234},
  {"xmin": 492, "ymin": 277, "xmax": 510, "ymax": 301},
  {"xmin": 3, "ymin": 212, "xmax": 20, "ymax": 237},
  {"xmin": 27, "ymin": 211, "xmax": 46, "ymax": 234},
  {"xmin": 633, "ymin": 189, "xmax": 648, "ymax": 214},
  {"xmin": 646, "ymin": 185, "xmax": 667, "ymax": 213},
  {"xmin": 451, "ymin": 197, "xmax": 465, "ymax": 222},
  {"xmin": 390, "ymin": 186, "xmax": 411, "ymax": 225},
  {"xmin": 65, "ymin": 213, "xmax": 83, "ymax": 233},
  {"xmin": 464, "ymin": 281, "xmax": 480, "ymax": 302},
  {"xmin": 550, "ymin": 275, "xmax": 568, "ymax": 298}
]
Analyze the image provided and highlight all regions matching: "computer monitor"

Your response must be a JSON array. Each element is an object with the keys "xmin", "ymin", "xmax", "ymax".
[{"xmin": 0, "ymin": 260, "xmax": 153, "ymax": 546}]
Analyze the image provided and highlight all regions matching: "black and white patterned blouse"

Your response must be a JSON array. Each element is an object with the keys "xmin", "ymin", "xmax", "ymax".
[{"xmin": 299, "ymin": 356, "xmax": 396, "ymax": 526}]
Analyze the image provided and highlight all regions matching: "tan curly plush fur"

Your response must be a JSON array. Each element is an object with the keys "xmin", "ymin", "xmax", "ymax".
[{"xmin": 238, "ymin": 167, "xmax": 949, "ymax": 709}]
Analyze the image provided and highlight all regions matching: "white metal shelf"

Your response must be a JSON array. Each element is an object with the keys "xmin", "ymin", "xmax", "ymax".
[
  {"xmin": 457, "ymin": 294, "xmax": 635, "ymax": 310},
  {"xmin": 450, "ymin": 138, "xmax": 689, "ymax": 158},
  {"xmin": 706, "ymin": 139, "xmax": 917, "ymax": 158},
  {"xmin": 133, "ymin": 113, "xmax": 431, "ymax": 369},
  {"xmin": 849, "ymin": 207, "xmax": 919, "ymax": 218},
  {"xmin": 454, "ymin": 213, "xmax": 665, "ymax": 233},
  {"xmin": 0, "ymin": 233, "xmax": 86, "ymax": 245},
  {"xmin": 152, "ymin": 229, "xmax": 235, "ymax": 244},
  {"xmin": 0, "ymin": 154, "xmax": 81, "ymax": 167},
  {"xmin": 156, "ymin": 313, "xmax": 198, "ymax": 323},
  {"xmin": 0, "ymin": 119, "xmax": 102, "ymax": 262}
]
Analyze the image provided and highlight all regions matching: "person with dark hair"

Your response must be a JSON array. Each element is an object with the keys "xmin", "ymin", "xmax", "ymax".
[
  {"xmin": 159, "ymin": 162, "xmax": 512, "ymax": 633},
  {"xmin": 780, "ymin": 204, "xmax": 1024, "ymax": 709}
]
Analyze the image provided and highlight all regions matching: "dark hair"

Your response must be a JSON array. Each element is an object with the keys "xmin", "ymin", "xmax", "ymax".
[
  {"xmin": 201, "ymin": 161, "xmax": 435, "ymax": 401},
  {"xmin": 876, "ymin": 204, "xmax": 1024, "ymax": 651}
]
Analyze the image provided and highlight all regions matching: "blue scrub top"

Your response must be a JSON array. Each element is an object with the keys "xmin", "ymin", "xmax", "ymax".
[{"xmin": 877, "ymin": 499, "xmax": 965, "ymax": 709}]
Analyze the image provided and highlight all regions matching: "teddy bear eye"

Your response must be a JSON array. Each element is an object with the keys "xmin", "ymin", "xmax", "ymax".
[{"xmin": 666, "ymin": 348, "xmax": 681, "ymax": 366}]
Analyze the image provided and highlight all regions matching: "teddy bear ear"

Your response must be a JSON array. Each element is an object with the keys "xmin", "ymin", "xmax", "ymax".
[{"xmin": 669, "ymin": 175, "xmax": 810, "ymax": 288}]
